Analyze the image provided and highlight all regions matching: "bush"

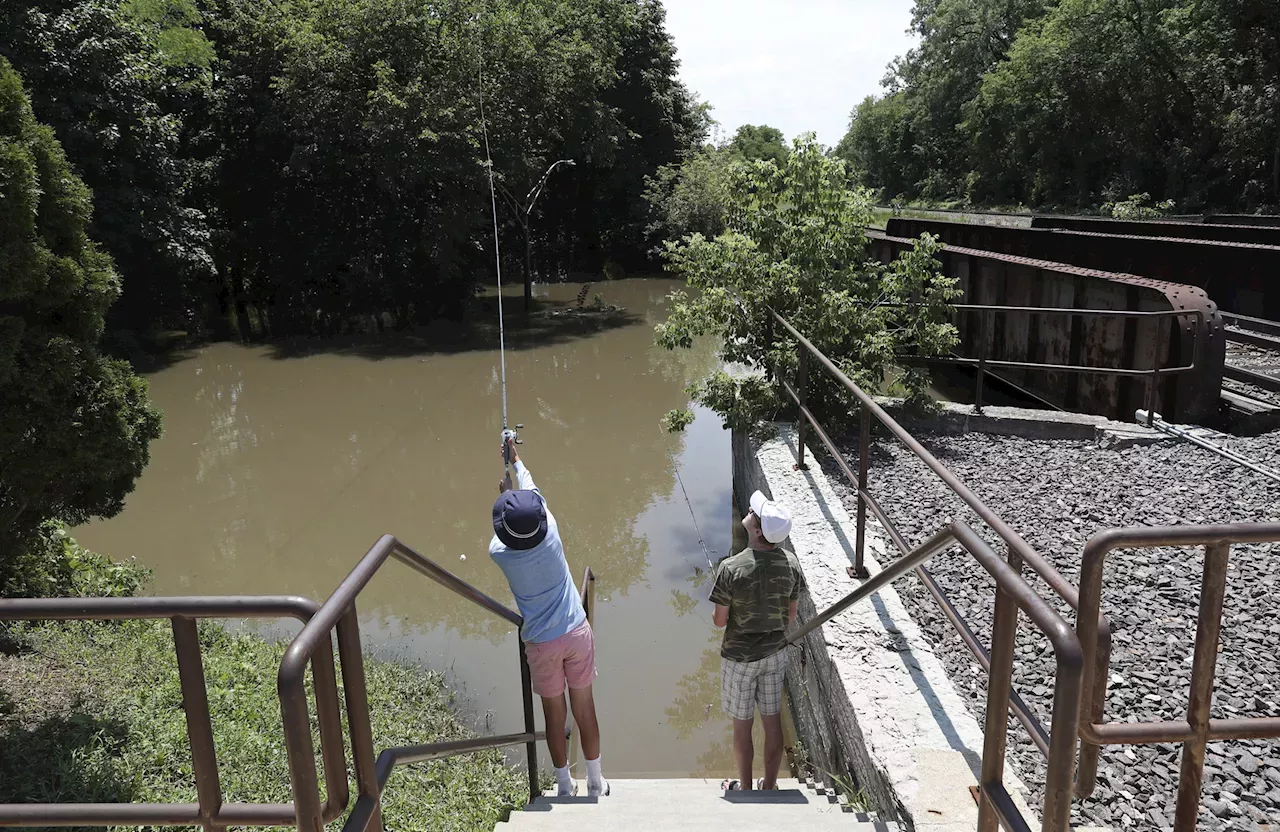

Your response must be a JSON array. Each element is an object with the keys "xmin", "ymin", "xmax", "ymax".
[{"xmin": 0, "ymin": 523, "xmax": 150, "ymax": 599}]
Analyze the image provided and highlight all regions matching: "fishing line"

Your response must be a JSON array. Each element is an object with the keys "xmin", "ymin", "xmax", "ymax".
[
  {"xmin": 478, "ymin": 16, "xmax": 521, "ymax": 481},
  {"xmin": 478, "ymin": 64, "xmax": 508, "ymax": 435},
  {"xmin": 671, "ymin": 450, "xmax": 716, "ymax": 569}
]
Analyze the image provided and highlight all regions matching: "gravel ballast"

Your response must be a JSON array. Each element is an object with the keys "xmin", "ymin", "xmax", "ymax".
[{"xmin": 826, "ymin": 430, "xmax": 1280, "ymax": 830}]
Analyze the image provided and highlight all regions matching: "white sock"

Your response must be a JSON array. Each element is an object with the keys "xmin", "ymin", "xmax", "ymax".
[
  {"xmin": 586, "ymin": 756, "xmax": 605, "ymax": 796},
  {"xmin": 555, "ymin": 765, "xmax": 573, "ymax": 795}
]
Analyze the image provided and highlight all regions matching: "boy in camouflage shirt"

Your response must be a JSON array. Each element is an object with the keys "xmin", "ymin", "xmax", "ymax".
[{"xmin": 710, "ymin": 490, "xmax": 805, "ymax": 791}]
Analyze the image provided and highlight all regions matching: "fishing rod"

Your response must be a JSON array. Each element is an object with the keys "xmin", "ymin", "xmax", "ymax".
[{"xmin": 477, "ymin": 34, "xmax": 523, "ymax": 480}]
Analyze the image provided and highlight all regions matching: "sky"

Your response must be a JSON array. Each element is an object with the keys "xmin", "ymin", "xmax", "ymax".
[{"xmin": 662, "ymin": 0, "xmax": 918, "ymax": 149}]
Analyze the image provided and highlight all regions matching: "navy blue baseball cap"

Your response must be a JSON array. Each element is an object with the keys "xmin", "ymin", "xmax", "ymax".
[{"xmin": 492, "ymin": 489, "xmax": 548, "ymax": 550}]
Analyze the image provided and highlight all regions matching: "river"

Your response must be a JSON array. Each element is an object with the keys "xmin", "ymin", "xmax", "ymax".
[{"xmin": 77, "ymin": 278, "xmax": 771, "ymax": 779}]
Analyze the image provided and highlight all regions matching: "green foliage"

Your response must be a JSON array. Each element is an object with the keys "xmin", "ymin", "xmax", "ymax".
[
  {"xmin": 0, "ymin": 0, "xmax": 217, "ymax": 331},
  {"xmin": 727, "ymin": 124, "xmax": 788, "ymax": 165},
  {"xmin": 655, "ymin": 137, "xmax": 959, "ymax": 431},
  {"xmin": 838, "ymin": 0, "xmax": 1280, "ymax": 212},
  {"xmin": 1103, "ymin": 193, "xmax": 1177, "ymax": 220},
  {"xmin": 0, "ymin": 619, "xmax": 525, "ymax": 830},
  {"xmin": 644, "ymin": 145, "xmax": 736, "ymax": 247},
  {"xmin": 121, "ymin": 0, "xmax": 215, "ymax": 68},
  {"xmin": 660, "ymin": 407, "xmax": 695, "ymax": 432},
  {"xmin": 0, "ymin": 523, "xmax": 152, "ymax": 599},
  {"xmin": 0, "ymin": 57, "xmax": 163, "ymax": 582}
]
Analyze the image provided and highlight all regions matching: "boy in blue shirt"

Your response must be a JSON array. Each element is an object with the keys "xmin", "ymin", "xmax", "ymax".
[{"xmin": 490, "ymin": 437, "xmax": 607, "ymax": 798}]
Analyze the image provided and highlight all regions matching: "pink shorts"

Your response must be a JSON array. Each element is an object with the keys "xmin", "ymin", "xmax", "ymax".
[{"xmin": 525, "ymin": 622, "xmax": 596, "ymax": 697}]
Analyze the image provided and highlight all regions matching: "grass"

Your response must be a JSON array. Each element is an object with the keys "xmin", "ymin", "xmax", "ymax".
[{"xmin": 0, "ymin": 619, "xmax": 526, "ymax": 832}]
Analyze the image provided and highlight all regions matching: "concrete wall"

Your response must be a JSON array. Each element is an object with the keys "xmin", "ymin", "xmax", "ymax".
[
  {"xmin": 871, "ymin": 228, "xmax": 1225, "ymax": 423},
  {"xmin": 733, "ymin": 426, "xmax": 1037, "ymax": 832}
]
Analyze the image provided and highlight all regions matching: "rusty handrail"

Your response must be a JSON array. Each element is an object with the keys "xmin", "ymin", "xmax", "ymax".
[
  {"xmin": 771, "ymin": 309, "xmax": 1106, "ymax": 832},
  {"xmin": 863, "ymin": 302, "xmax": 1204, "ymax": 421},
  {"xmin": 1076, "ymin": 524, "xmax": 1280, "ymax": 831},
  {"xmin": 0, "ymin": 596, "xmax": 347, "ymax": 829},
  {"xmin": 279, "ymin": 534, "xmax": 542, "ymax": 832}
]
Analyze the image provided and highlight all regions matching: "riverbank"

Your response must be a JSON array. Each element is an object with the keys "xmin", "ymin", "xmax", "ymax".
[
  {"xmin": 0, "ymin": 618, "xmax": 526, "ymax": 830},
  {"xmin": 826, "ymin": 430, "xmax": 1280, "ymax": 830}
]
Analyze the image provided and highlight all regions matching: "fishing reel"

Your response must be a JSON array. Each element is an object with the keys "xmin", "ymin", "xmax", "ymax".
[{"xmin": 502, "ymin": 424, "xmax": 524, "ymax": 467}]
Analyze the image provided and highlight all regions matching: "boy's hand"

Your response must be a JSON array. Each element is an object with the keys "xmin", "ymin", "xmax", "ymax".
[{"xmin": 503, "ymin": 435, "xmax": 520, "ymax": 466}]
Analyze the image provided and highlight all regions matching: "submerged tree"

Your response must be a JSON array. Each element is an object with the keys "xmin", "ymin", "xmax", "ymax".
[
  {"xmin": 0, "ymin": 58, "xmax": 162, "ymax": 590},
  {"xmin": 655, "ymin": 137, "xmax": 959, "ymax": 432}
]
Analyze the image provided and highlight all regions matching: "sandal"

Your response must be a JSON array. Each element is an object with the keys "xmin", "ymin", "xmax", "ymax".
[{"xmin": 721, "ymin": 779, "xmax": 741, "ymax": 791}]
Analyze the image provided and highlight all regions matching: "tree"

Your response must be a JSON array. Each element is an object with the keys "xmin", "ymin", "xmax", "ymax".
[
  {"xmin": 0, "ymin": 57, "xmax": 162, "ymax": 584},
  {"xmin": 840, "ymin": 0, "xmax": 1279, "ymax": 212},
  {"xmin": 728, "ymin": 124, "xmax": 788, "ymax": 165},
  {"xmin": 0, "ymin": 0, "xmax": 217, "ymax": 331},
  {"xmin": 643, "ymin": 145, "xmax": 735, "ymax": 248},
  {"xmin": 654, "ymin": 137, "xmax": 959, "ymax": 432}
]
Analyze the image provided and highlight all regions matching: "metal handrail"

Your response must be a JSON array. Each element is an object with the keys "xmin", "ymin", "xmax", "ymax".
[
  {"xmin": 280, "ymin": 534, "xmax": 545, "ymax": 832},
  {"xmin": 1075, "ymin": 524, "xmax": 1280, "ymax": 831},
  {"xmin": 888, "ymin": 303, "xmax": 1204, "ymax": 421},
  {"xmin": 0, "ymin": 596, "xmax": 347, "ymax": 830},
  {"xmin": 771, "ymin": 309, "xmax": 1103, "ymax": 832}
]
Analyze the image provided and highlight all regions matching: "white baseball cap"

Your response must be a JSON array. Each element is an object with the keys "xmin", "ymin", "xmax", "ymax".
[{"xmin": 749, "ymin": 490, "xmax": 792, "ymax": 544}]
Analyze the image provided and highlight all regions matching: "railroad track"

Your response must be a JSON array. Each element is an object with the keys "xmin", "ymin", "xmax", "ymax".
[{"xmin": 1221, "ymin": 314, "xmax": 1280, "ymax": 426}]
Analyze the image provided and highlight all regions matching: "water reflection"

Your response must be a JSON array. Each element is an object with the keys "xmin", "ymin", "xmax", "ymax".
[{"xmin": 78, "ymin": 279, "xmax": 746, "ymax": 775}]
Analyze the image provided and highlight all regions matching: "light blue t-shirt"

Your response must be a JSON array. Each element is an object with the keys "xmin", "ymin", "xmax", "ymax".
[{"xmin": 489, "ymin": 461, "xmax": 586, "ymax": 644}]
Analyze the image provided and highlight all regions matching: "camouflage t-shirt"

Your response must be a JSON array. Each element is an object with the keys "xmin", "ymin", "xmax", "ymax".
[{"xmin": 709, "ymin": 547, "xmax": 806, "ymax": 662}]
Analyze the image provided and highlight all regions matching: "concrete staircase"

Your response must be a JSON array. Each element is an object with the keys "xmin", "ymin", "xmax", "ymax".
[{"xmin": 497, "ymin": 779, "xmax": 900, "ymax": 831}]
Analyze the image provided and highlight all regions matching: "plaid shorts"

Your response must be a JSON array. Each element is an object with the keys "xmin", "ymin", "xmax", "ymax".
[{"xmin": 720, "ymin": 648, "xmax": 789, "ymax": 721}]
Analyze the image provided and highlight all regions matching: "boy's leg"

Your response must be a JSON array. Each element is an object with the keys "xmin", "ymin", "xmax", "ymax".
[
  {"xmin": 564, "ymin": 623, "xmax": 606, "ymax": 796},
  {"xmin": 721, "ymin": 656, "xmax": 760, "ymax": 789},
  {"xmin": 756, "ymin": 649, "xmax": 789, "ymax": 790},
  {"xmin": 567, "ymin": 684, "xmax": 600, "ymax": 760},
  {"xmin": 540, "ymin": 693, "xmax": 570, "ymax": 768},
  {"xmin": 760, "ymin": 712, "xmax": 784, "ymax": 790},
  {"xmin": 733, "ymin": 717, "xmax": 755, "ymax": 789},
  {"xmin": 527, "ymin": 636, "xmax": 574, "ymax": 795}
]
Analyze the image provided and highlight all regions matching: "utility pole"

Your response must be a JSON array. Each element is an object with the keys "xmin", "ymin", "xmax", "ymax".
[{"xmin": 494, "ymin": 159, "xmax": 575, "ymax": 311}]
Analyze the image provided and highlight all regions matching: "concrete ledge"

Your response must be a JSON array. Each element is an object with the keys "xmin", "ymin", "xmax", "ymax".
[
  {"xmin": 733, "ymin": 424, "xmax": 1039, "ymax": 831},
  {"xmin": 876, "ymin": 398, "xmax": 1167, "ymax": 448}
]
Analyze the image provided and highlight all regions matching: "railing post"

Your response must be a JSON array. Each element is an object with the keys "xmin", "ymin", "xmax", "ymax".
[
  {"xmin": 975, "ymin": 308, "xmax": 989, "ymax": 413},
  {"xmin": 795, "ymin": 349, "xmax": 809, "ymax": 470},
  {"xmin": 1146, "ymin": 315, "xmax": 1168, "ymax": 426},
  {"xmin": 336, "ymin": 608, "xmax": 382, "ymax": 832},
  {"xmin": 171, "ymin": 617, "xmax": 223, "ymax": 832},
  {"xmin": 977, "ymin": 549, "xmax": 1021, "ymax": 832},
  {"xmin": 1174, "ymin": 543, "xmax": 1230, "ymax": 831},
  {"xmin": 853, "ymin": 406, "xmax": 871, "ymax": 579},
  {"xmin": 519, "ymin": 640, "xmax": 539, "ymax": 804}
]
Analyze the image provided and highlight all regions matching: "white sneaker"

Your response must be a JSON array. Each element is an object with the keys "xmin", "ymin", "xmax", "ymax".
[
  {"xmin": 557, "ymin": 780, "xmax": 579, "ymax": 797},
  {"xmin": 588, "ymin": 779, "xmax": 610, "ymax": 798}
]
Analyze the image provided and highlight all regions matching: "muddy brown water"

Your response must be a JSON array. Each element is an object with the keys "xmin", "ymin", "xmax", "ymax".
[{"xmin": 78, "ymin": 278, "xmax": 785, "ymax": 779}]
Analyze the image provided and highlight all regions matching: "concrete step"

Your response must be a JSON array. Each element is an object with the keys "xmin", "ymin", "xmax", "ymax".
[{"xmin": 496, "ymin": 779, "xmax": 899, "ymax": 832}]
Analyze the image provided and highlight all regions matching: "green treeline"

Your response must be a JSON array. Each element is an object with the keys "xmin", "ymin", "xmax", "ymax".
[
  {"xmin": 836, "ymin": 0, "xmax": 1279, "ymax": 212},
  {"xmin": 1, "ymin": 0, "xmax": 702, "ymax": 340}
]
